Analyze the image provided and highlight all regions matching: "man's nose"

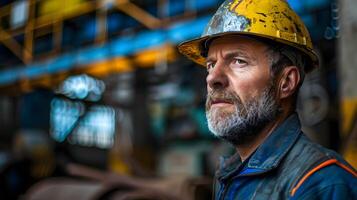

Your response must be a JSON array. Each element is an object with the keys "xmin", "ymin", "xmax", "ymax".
[{"xmin": 206, "ymin": 63, "xmax": 229, "ymax": 89}]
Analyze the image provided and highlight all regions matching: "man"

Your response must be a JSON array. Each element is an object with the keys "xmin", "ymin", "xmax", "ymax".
[{"xmin": 178, "ymin": 0, "xmax": 357, "ymax": 199}]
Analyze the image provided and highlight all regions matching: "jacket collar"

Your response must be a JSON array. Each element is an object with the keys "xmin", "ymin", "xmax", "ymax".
[
  {"xmin": 247, "ymin": 113, "xmax": 301, "ymax": 170},
  {"xmin": 217, "ymin": 113, "xmax": 302, "ymax": 180}
]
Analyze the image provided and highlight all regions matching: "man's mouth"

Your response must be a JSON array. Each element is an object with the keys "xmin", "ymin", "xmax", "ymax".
[{"xmin": 210, "ymin": 99, "xmax": 234, "ymax": 106}]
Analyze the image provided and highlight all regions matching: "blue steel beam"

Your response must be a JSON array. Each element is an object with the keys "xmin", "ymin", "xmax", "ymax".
[
  {"xmin": 0, "ymin": 0, "xmax": 330, "ymax": 86},
  {"xmin": 0, "ymin": 15, "xmax": 210, "ymax": 86}
]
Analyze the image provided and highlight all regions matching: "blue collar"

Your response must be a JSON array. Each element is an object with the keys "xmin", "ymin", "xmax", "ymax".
[
  {"xmin": 247, "ymin": 113, "xmax": 301, "ymax": 170},
  {"xmin": 217, "ymin": 113, "xmax": 302, "ymax": 180}
]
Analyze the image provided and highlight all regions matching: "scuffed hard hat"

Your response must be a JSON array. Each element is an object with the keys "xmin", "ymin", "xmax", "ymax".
[{"xmin": 178, "ymin": 0, "xmax": 319, "ymax": 73}]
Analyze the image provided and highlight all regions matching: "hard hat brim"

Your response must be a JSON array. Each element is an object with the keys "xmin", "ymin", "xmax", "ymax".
[{"xmin": 178, "ymin": 32, "xmax": 319, "ymax": 73}]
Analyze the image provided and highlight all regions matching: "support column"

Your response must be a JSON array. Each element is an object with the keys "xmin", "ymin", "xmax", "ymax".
[{"xmin": 339, "ymin": 0, "xmax": 357, "ymax": 168}]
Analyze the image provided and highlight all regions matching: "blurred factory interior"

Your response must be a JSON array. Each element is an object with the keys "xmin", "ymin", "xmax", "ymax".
[{"xmin": 0, "ymin": 0, "xmax": 356, "ymax": 199}]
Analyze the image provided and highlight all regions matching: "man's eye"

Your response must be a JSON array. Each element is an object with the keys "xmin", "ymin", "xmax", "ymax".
[
  {"xmin": 207, "ymin": 62, "xmax": 215, "ymax": 70},
  {"xmin": 233, "ymin": 58, "xmax": 247, "ymax": 66}
]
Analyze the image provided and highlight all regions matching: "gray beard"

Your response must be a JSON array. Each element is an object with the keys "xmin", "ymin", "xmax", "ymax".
[{"xmin": 205, "ymin": 85, "xmax": 280, "ymax": 146}]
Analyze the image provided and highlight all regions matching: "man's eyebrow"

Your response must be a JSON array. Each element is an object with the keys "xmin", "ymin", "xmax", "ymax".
[
  {"xmin": 223, "ymin": 50, "xmax": 251, "ymax": 60},
  {"xmin": 206, "ymin": 49, "xmax": 252, "ymax": 64},
  {"xmin": 206, "ymin": 57, "xmax": 215, "ymax": 64}
]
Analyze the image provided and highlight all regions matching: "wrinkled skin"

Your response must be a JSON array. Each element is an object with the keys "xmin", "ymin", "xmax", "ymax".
[{"xmin": 205, "ymin": 35, "xmax": 280, "ymax": 145}]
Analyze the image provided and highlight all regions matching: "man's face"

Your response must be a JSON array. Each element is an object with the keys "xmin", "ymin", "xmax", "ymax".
[{"xmin": 205, "ymin": 35, "xmax": 280, "ymax": 145}]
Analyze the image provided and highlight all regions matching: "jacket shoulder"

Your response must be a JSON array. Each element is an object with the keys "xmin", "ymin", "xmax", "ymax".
[
  {"xmin": 290, "ymin": 164, "xmax": 357, "ymax": 200},
  {"xmin": 287, "ymin": 133, "xmax": 357, "ymax": 199},
  {"xmin": 286, "ymin": 133, "xmax": 344, "ymax": 166},
  {"xmin": 291, "ymin": 133, "xmax": 352, "ymax": 166}
]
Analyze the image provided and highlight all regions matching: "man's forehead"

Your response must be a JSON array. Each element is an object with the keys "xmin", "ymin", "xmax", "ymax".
[{"xmin": 207, "ymin": 35, "xmax": 269, "ymax": 55}]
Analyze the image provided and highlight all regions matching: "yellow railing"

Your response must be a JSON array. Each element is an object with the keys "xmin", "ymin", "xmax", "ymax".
[{"xmin": 0, "ymin": 0, "xmax": 166, "ymax": 65}]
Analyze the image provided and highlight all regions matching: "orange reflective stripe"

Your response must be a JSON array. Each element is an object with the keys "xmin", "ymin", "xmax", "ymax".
[
  {"xmin": 290, "ymin": 159, "xmax": 357, "ymax": 197},
  {"xmin": 335, "ymin": 161, "xmax": 357, "ymax": 177}
]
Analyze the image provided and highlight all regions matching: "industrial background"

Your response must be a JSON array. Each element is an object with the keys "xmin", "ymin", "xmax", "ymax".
[{"xmin": 0, "ymin": 0, "xmax": 356, "ymax": 199}]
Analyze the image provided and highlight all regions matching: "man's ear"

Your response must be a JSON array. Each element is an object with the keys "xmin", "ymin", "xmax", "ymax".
[{"xmin": 277, "ymin": 66, "xmax": 301, "ymax": 99}]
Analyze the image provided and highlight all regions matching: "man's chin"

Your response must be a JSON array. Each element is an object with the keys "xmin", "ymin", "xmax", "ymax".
[
  {"xmin": 209, "ymin": 125, "xmax": 257, "ymax": 146},
  {"xmin": 208, "ymin": 127, "xmax": 247, "ymax": 146},
  {"xmin": 207, "ymin": 116, "xmax": 268, "ymax": 146},
  {"xmin": 207, "ymin": 108, "xmax": 235, "ymax": 121}
]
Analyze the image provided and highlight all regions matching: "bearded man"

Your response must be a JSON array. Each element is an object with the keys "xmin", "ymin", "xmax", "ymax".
[{"xmin": 178, "ymin": 0, "xmax": 357, "ymax": 199}]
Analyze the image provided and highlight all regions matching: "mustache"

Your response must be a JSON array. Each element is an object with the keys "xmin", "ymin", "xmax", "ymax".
[{"xmin": 206, "ymin": 89, "xmax": 243, "ymax": 109}]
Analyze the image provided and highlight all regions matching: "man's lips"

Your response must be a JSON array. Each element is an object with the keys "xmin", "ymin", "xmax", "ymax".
[{"xmin": 210, "ymin": 99, "xmax": 234, "ymax": 106}]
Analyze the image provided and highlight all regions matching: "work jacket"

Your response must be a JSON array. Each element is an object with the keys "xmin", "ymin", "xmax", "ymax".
[{"xmin": 214, "ymin": 113, "xmax": 357, "ymax": 200}]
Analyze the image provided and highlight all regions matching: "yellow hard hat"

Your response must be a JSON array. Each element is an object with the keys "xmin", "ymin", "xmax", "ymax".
[{"xmin": 178, "ymin": 0, "xmax": 319, "ymax": 73}]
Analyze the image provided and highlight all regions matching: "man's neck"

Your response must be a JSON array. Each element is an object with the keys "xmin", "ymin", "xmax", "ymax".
[{"xmin": 236, "ymin": 113, "xmax": 289, "ymax": 162}]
